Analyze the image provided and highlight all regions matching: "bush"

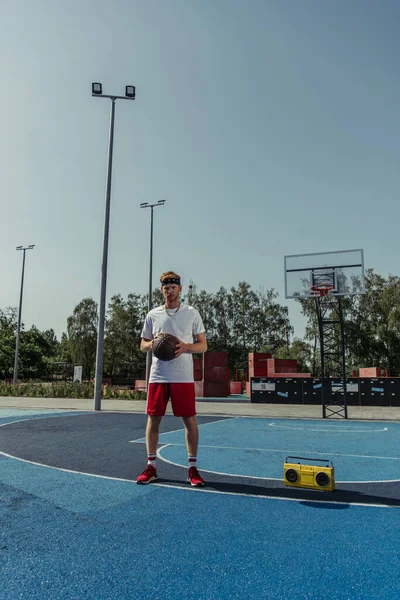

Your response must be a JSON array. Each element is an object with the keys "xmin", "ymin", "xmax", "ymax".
[{"xmin": 0, "ymin": 381, "xmax": 146, "ymax": 401}]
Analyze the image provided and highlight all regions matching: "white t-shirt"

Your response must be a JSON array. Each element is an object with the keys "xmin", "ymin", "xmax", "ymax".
[{"xmin": 141, "ymin": 304, "xmax": 205, "ymax": 383}]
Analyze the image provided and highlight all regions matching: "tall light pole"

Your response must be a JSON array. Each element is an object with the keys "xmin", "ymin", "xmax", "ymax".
[
  {"xmin": 13, "ymin": 245, "xmax": 35, "ymax": 384},
  {"xmin": 92, "ymin": 82, "xmax": 136, "ymax": 411},
  {"xmin": 140, "ymin": 200, "xmax": 166, "ymax": 386}
]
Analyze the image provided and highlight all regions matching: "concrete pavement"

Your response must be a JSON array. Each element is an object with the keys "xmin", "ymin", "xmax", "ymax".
[{"xmin": 0, "ymin": 395, "xmax": 399, "ymax": 420}]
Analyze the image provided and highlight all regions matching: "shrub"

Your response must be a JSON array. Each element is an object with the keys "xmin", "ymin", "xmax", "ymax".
[{"xmin": 0, "ymin": 381, "xmax": 146, "ymax": 401}]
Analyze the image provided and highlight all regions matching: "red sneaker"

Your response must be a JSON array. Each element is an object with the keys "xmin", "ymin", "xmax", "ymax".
[
  {"xmin": 136, "ymin": 465, "xmax": 158, "ymax": 484},
  {"xmin": 187, "ymin": 466, "xmax": 205, "ymax": 487}
]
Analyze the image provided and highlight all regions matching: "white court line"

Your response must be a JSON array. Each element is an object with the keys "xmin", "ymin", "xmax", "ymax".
[
  {"xmin": 132, "ymin": 417, "xmax": 400, "ymax": 483},
  {"xmin": 131, "ymin": 418, "xmax": 392, "ymax": 444},
  {"xmin": 269, "ymin": 423, "xmax": 389, "ymax": 433},
  {"xmin": 156, "ymin": 446, "xmax": 400, "ymax": 484},
  {"xmin": 154, "ymin": 442, "xmax": 400, "ymax": 461},
  {"xmin": 0, "ymin": 418, "xmax": 40, "ymax": 428},
  {"xmin": 0, "ymin": 447, "xmax": 394, "ymax": 508},
  {"xmin": 0, "ymin": 449, "xmax": 135, "ymax": 483},
  {"xmin": 0, "ymin": 412, "xmax": 89, "ymax": 428},
  {"xmin": 129, "ymin": 416, "xmax": 234, "ymax": 444},
  {"xmin": 1, "ymin": 414, "xmax": 398, "ymax": 507},
  {"xmin": 0, "ymin": 442, "xmax": 397, "ymax": 509},
  {"xmin": 2, "ymin": 414, "xmax": 399, "ymax": 482}
]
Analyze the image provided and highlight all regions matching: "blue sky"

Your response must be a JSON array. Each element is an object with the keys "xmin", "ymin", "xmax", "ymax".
[{"xmin": 1, "ymin": 0, "xmax": 400, "ymax": 339}]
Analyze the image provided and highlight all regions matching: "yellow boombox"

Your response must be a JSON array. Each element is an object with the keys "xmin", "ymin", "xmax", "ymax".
[{"xmin": 284, "ymin": 456, "xmax": 335, "ymax": 492}]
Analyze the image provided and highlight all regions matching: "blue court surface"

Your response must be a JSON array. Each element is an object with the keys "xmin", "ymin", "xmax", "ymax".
[{"xmin": 0, "ymin": 409, "xmax": 399, "ymax": 599}]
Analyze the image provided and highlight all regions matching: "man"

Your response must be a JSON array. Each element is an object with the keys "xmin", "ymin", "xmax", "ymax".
[{"xmin": 137, "ymin": 271, "xmax": 208, "ymax": 487}]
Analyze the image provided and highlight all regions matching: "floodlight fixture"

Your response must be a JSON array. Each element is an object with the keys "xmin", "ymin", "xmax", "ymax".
[
  {"xmin": 125, "ymin": 85, "xmax": 136, "ymax": 98},
  {"xmin": 92, "ymin": 82, "xmax": 102, "ymax": 95}
]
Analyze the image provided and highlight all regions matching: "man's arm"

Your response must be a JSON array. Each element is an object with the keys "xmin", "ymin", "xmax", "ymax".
[
  {"xmin": 140, "ymin": 338, "xmax": 154, "ymax": 353},
  {"xmin": 175, "ymin": 332, "xmax": 207, "ymax": 358}
]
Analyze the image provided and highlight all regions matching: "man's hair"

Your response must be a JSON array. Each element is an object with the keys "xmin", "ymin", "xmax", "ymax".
[{"xmin": 160, "ymin": 271, "xmax": 181, "ymax": 284}]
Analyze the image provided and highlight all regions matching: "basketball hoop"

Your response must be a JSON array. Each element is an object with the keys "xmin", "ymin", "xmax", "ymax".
[
  {"xmin": 311, "ymin": 269, "xmax": 335, "ymax": 297},
  {"xmin": 310, "ymin": 283, "xmax": 334, "ymax": 297}
]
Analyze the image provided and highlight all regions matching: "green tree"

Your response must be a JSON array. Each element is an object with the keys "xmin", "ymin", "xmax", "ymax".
[
  {"xmin": 297, "ymin": 269, "xmax": 400, "ymax": 377},
  {"xmin": 344, "ymin": 270, "xmax": 400, "ymax": 375},
  {"xmin": 66, "ymin": 298, "xmax": 98, "ymax": 380},
  {"xmin": 297, "ymin": 297, "xmax": 320, "ymax": 375},
  {"xmin": 227, "ymin": 283, "xmax": 293, "ymax": 369},
  {"xmin": 186, "ymin": 282, "xmax": 220, "ymax": 349},
  {"xmin": 104, "ymin": 293, "xmax": 144, "ymax": 377},
  {"xmin": 254, "ymin": 288, "xmax": 293, "ymax": 354},
  {"xmin": 273, "ymin": 338, "xmax": 313, "ymax": 373},
  {"xmin": 57, "ymin": 332, "xmax": 72, "ymax": 361},
  {"xmin": 186, "ymin": 281, "xmax": 293, "ymax": 371},
  {"xmin": 19, "ymin": 326, "xmax": 58, "ymax": 379},
  {"xmin": 0, "ymin": 307, "xmax": 17, "ymax": 377}
]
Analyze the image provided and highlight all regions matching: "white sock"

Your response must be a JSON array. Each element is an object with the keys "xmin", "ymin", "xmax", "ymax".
[
  {"xmin": 147, "ymin": 455, "xmax": 157, "ymax": 468},
  {"xmin": 188, "ymin": 456, "xmax": 197, "ymax": 469}
]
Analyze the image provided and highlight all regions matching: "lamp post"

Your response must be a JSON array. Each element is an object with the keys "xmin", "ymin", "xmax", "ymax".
[
  {"xmin": 13, "ymin": 245, "xmax": 35, "ymax": 384},
  {"xmin": 92, "ymin": 82, "xmax": 136, "ymax": 411},
  {"xmin": 140, "ymin": 200, "xmax": 166, "ymax": 386}
]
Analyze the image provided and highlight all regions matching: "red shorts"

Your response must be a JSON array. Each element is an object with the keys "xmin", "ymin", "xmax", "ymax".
[{"xmin": 146, "ymin": 383, "xmax": 196, "ymax": 417}]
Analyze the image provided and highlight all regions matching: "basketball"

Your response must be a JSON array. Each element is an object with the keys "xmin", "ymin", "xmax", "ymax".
[{"xmin": 152, "ymin": 333, "xmax": 180, "ymax": 361}]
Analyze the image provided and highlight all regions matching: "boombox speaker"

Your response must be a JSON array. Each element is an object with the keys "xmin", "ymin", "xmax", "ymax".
[{"xmin": 284, "ymin": 456, "xmax": 335, "ymax": 492}]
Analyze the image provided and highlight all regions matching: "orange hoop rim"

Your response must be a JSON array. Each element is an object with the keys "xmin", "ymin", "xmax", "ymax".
[{"xmin": 311, "ymin": 284, "xmax": 334, "ymax": 297}]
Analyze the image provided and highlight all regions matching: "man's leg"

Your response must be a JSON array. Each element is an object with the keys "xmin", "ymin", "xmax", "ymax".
[
  {"xmin": 182, "ymin": 415, "xmax": 199, "ymax": 456},
  {"xmin": 146, "ymin": 415, "xmax": 163, "ymax": 455},
  {"xmin": 183, "ymin": 415, "xmax": 204, "ymax": 487},
  {"xmin": 137, "ymin": 381, "xmax": 168, "ymax": 484},
  {"xmin": 170, "ymin": 383, "xmax": 204, "ymax": 486}
]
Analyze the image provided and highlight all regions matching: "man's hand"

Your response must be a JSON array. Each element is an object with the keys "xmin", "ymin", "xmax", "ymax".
[
  {"xmin": 150, "ymin": 333, "xmax": 163, "ymax": 352},
  {"xmin": 175, "ymin": 340, "xmax": 190, "ymax": 358},
  {"xmin": 174, "ymin": 333, "xmax": 208, "ymax": 357},
  {"xmin": 140, "ymin": 336, "xmax": 160, "ymax": 353}
]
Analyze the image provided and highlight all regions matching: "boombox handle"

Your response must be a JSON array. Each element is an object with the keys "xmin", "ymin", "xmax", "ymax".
[{"xmin": 285, "ymin": 456, "xmax": 333, "ymax": 468}]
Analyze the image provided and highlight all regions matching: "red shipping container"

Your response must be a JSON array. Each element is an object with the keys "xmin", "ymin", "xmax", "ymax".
[
  {"xmin": 248, "ymin": 366, "xmax": 266, "ymax": 378},
  {"xmin": 135, "ymin": 379, "xmax": 147, "ymax": 390},
  {"xmin": 267, "ymin": 359, "xmax": 298, "ymax": 374},
  {"xmin": 249, "ymin": 353, "xmax": 271, "ymax": 367},
  {"xmin": 359, "ymin": 367, "xmax": 382, "ymax": 377},
  {"xmin": 203, "ymin": 352, "xmax": 228, "ymax": 368},
  {"xmin": 204, "ymin": 381, "xmax": 230, "ymax": 397},
  {"xmin": 193, "ymin": 357, "xmax": 203, "ymax": 370},
  {"xmin": 203, "ymin": 367, "xmax": 230, "ymax": 382},
  {"xmin": 249, "ymin": 352, "xmax": 272, "ymax": 362},
  {"xmin": 230, "ymin": 382, "xmax": 242, "ymax": 394},
  {"xmin": 195, "ymin": 381, "xmax": 229, "ymax": 397},
  {"xmin": 193, "ymin": 357, "xmax": 203, "ymax": 381},
  {"xmin": 194, "ymin": 370, "xmax": 202, "ymax": 381},
  {"xmin": 269, "ymin": 372, "xmax": 311, "ymax": 378},
  {"xmin": 248, "ymin": 353, "xmax": 271, "ymax": 377}
]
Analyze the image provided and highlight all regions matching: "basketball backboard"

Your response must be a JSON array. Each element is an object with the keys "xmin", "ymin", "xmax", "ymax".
[{"xmin": 284, "ymin": 249, "xmax": 365, "ymax": 299}]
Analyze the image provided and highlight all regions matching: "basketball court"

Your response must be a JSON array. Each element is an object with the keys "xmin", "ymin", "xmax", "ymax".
[
  {"xmin": 1, "ymin": 406, "xmax": 399, "ymax": 599},
  {"xmin": 1, "ymin": 250, "xmax": 399, "ymax": 598}
]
